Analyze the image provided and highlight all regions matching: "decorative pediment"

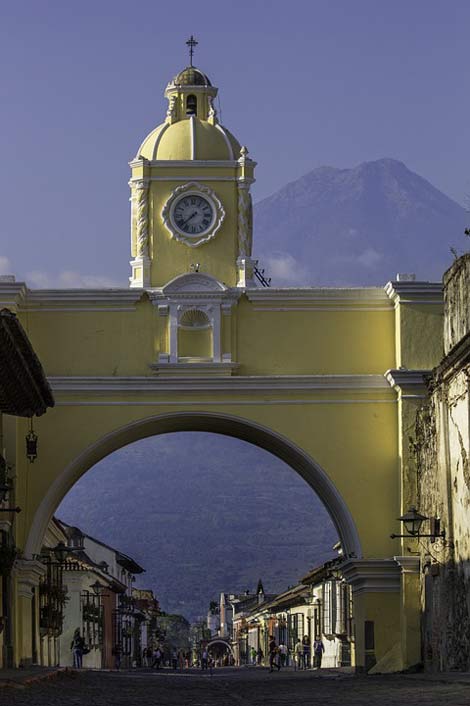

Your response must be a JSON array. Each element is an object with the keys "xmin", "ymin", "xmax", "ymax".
[{"xmin": 162, "ymin": 272, "xmax": 227, "ymax": 295}]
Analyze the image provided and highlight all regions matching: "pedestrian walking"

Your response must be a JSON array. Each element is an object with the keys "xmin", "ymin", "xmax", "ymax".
[
  {"xmin": 201, "ymin": 648, "xmax": 209, "ymax": 670},
  {"xmin": 302, "ymin": 635, "xmax": 311, "ymax": 669},
  {"xmin": 279, "ymin": 642, "xmax": 288, "ymax": 667},
  {"xmin": 171, "ymin": 648, "xmax": 178, "ymax": 670},
  {"xmin": 294, "ymin": 638, "xmax": 303, "ymax": 670},
  {"xmin": 113, "ymin": 643, "xmax": 122, "ymax": 670},
  {"xmin": 250, "ymin": 646, "xmax": 257, "ymax": 665},
  {"xmin": 313, "ymin": 638, "xmax": 325, "ymax": 669},
  {"xmin": 70, "ymin": 628, "xmax": 86, "ymax": 669},
  {"xmin": 257, "ymin": 647, "xmax": 264, "ymax": 665},
  {"xmin": 269, "ymin": 637, "xmax": 281, "ymax": 672},
  {"xmin": 152, "ymin": 646, "xmax": 163, "ymax": 669}
]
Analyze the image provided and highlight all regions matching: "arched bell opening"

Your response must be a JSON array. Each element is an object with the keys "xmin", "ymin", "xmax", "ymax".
[{"xmin": 186, "ymin": 94, "xmax": 197, "ymax": 116}]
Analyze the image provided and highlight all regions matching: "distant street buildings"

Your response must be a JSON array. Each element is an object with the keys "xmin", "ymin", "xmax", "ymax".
[
  {"xmin": 40, "ymin": 518, "xmax": 150, "ymax": 669},
  {"xmin": 203, "ymin": 551, "xmax": 352, "ymax": 669}
]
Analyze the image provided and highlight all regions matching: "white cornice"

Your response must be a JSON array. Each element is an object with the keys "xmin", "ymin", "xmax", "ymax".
[
  {"xmin": 340, "ymin": 559, "xmax": 401, "ymax": 594},
  {"xmin": 18, "ymin": 288, "xmax": 144, "ymax": 311},
  {"xmin": 384, "ymin": 281, "xmax": 443, "ymax": 305},
  {"xmin": 246, "ymin": 287, "xmax": 392, "ymax": 306},
  {"xmin": 147, "ymin": 176, "xmax": 239, "ymax": 182},
  {"xmin": 133, "ymin": 159, "xmax": 240, "ymax": 169},
  {"xmin": 385, "ymin": 369, "xmax": 430, "ymax": 398},
  {"xmin": 149, "ymin": 362, "xmax": 239, "ymax": 377},
  {"xmin": 246, "ymin": 288, "xmax": 389, "ymax": 300},
  {"xmin": 394, "ymin": 556, "xmax": 420, "ymax": 574},
  {"xmin": 0, "ymin": 282, "xmax": 28, "ymax": 310},
  {"xmin": 48, "ymin": 374, "xmax": 391, "ymax": 393}
]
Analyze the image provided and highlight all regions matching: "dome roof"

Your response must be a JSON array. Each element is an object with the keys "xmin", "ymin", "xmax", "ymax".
[
  {"xmin": 137, "ymin": 117, "xmax": 241, "ymax": 161},
  {"xmin": 173, "ymin": 66, "xmax": 212, "ymax": 87}
]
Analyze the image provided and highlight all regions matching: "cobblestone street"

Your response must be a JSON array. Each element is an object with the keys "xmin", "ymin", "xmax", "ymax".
[{"xmin": 2, "ymin": 669, "xmax": 470, "ymax": 706}]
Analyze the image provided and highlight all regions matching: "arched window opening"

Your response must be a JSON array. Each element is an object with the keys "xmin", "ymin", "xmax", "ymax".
[
  {"xmin": 178, "ymin": 308, "xmax": 212, "ymax": 360},
  {"xmin": 186, "ymin": 94, "xmax": 197, "ymax": 116}
]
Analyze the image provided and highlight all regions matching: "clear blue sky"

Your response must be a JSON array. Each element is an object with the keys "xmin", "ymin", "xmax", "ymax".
[{"xmin": 1, "ymin": 0, "xmax": 468, "ymax": 286}]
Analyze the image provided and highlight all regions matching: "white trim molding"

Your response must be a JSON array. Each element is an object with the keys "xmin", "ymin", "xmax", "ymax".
[
  {"xmin": 130, "ymin": 159, "xmax": 240, "ymax": 169},
  {"xmin": 394, "ymin": 556, "xmax": 421, "ymax": 574},
  {"xmin": 384, "ymin": 281, "xmax": 443, "ymax": 307},
  {"xmin": 148, "ymin": 273, "xmax": 241, "ymax": 365},
  {"xmin": 48, "ymin": 374, "xmax": 392, "ymax": 393},
  {"xmin": 148, "ymin": 362, "xmax": 239, "ymax": 377},
  {"xmin": 385, "ymin": 369, "xmax": 431, "ymax": 399},
  {"xmin": 341, "ymin": 559, "xmax": 401, "ymax": 594},
  {"xmin": 246, "ymin": 287, "xmax": 393, "ymax": 308},
  {"xmin": 13, "ymin": 559, "xmax": 47, "ymax": 599}
]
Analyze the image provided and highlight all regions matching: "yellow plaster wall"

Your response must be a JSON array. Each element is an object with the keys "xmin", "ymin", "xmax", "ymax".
[
  {"xmin": 235, "ymin": 301, "xmax": 396, "ymax": 374},
  {"xmin": 148, "ymin": 179, "xmax": 239, "ymax": 287},
  {"xmin": 354, "ymin": 591, "xmax": 401, "ymax": 669},
  {"xmin": 396, "ymin": 303, "xmax": 443, "ymax": 369},
  {"xmin": 17, "ymin": 295, "xmax": 399, "ymax": 377},
  {"xmin": 18, "ymin": 302, "xmax": 156, "ymax": 377},
  {"xmin": 178, "ymin": 327, "xmax": 212, "ymax": 358}
]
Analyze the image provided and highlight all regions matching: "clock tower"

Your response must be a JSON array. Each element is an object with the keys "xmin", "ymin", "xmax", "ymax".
[{"xmin": 129, "ymin": 61, "xmax": 256, "ymax": 289}]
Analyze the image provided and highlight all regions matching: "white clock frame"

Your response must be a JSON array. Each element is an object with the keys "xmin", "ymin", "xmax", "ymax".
[{"xmin": 161, "ymin": 181, "xmax": 225, "ymax": 248}]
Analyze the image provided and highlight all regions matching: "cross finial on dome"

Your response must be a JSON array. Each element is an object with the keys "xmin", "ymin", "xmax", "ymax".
[{"xmin": 186, "ymin": 35, "xmax": 198, "ymax": 67}]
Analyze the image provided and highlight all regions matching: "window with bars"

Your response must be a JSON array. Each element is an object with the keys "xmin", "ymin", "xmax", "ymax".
[
  {"xmin": 323, "ymin": 581, "xmax": 334, "ymax": 636},
  {"xmin": 39, "ymin": 561, "xmax": 66, "ymax": 637},
  {"xmin": 81, "ymin": 592, "xmax": 103, "ymax": 649},
  {"xmin": 322, "ymin": 580, "xmax": 352, "ymax": 637},
  {"xmin": 112, "ymin": 609, "xmax": 134, "ymax": 657},
  {"xmin": 287, "ymin": 613, "xmax": 305, "ymax": 649}
]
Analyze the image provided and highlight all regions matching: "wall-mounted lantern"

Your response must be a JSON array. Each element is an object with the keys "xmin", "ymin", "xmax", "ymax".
[
  {"xmin": 25, "ymin": 418, "xmax": 38, "ymax": 463},
  {"xmin": 90, "ymin": 580, "xmax": 104, "ymax": 596},
  {"xmin": 390, "ymin": 506, "xmax": 446, "ymax": 542}
]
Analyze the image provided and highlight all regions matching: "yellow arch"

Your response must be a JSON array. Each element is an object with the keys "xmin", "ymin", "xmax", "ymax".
[{"xmin": 24, "ymin": 411, "xmax": 362, "ymax": 559}]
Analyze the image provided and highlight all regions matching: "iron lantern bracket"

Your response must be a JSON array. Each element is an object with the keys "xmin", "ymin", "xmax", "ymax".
[{"xmin": 390, "ymin": 531, "xmax": 446, "ymax": 540}]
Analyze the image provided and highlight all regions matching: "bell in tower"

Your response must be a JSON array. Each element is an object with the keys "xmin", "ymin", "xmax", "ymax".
[{"xmin": 129, "ymin": 39, "xmax": 257, "ymax": 290}]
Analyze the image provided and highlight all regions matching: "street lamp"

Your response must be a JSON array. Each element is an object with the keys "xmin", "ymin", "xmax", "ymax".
[
  {"xmin": 91, "ymin": 580, "xmax": 104, "ymax": 596},
  {"xmin": 390, "ymin": 506, "xmax": 445, "ymax": 541},
  {"xmin": 52, "ymin": 542, "xmax": 70, "ymax": 564},
  {"xmin": 25, "ymin": 419, "xmax": 38, "ymax": 463}
]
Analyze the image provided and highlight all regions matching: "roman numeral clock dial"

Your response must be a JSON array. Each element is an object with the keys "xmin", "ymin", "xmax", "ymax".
[
  {"xmin": 172, "ymin": 194, "xmax": 214, "ymax": 236},
  {"xmin": 162, "ymin": 182, "xmax": 225, "ymax": 248}
]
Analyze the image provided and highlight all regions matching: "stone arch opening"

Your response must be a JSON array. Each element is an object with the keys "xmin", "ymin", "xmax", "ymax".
[
  {"xmin": 206, "ymin": 638, "xmax": 234, "ymax": 658},
  {"xmin": 25, "ymin": 411, "xmax": 362, "ymax": 560}
]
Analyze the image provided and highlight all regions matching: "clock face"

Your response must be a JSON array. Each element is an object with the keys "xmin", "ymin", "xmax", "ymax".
[{"xmin": 171, "ymin": 194, "xmax": 214, "ymax": 237}]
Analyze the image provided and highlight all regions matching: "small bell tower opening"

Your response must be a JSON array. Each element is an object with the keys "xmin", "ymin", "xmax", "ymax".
[{"xmin": 186, "ymin": 94, "xmax": 197, "ymax": 116}]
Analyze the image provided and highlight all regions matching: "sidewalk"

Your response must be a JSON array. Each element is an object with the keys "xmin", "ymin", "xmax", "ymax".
[
  {"xmin": 403, "ymin": 671, "xmax": 470, "ymax": 686},
  {"xmin": 0, "ymin": 666, "xmax": 72, "ymax": 689}
]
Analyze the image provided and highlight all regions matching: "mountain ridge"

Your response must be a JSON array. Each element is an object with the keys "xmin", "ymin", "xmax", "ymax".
[{"xmin": 254, "ymin": 158, "xmax": 467, "ymax": 286}]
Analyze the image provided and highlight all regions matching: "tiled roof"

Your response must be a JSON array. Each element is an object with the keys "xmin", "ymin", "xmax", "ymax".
[{"xmin": 0, "ymin": 308, "xmax": 54, "ymax": 416}]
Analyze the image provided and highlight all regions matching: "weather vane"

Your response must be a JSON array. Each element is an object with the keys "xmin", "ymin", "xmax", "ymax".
[{"xmin": 186, "ymin": 35, "xmax": 198, "ymax": 67}]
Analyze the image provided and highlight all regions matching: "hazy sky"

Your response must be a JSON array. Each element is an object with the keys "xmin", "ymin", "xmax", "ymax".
[{"xmin": 1, "ymin": 0, "xmax": 468, "ymax": 287}]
